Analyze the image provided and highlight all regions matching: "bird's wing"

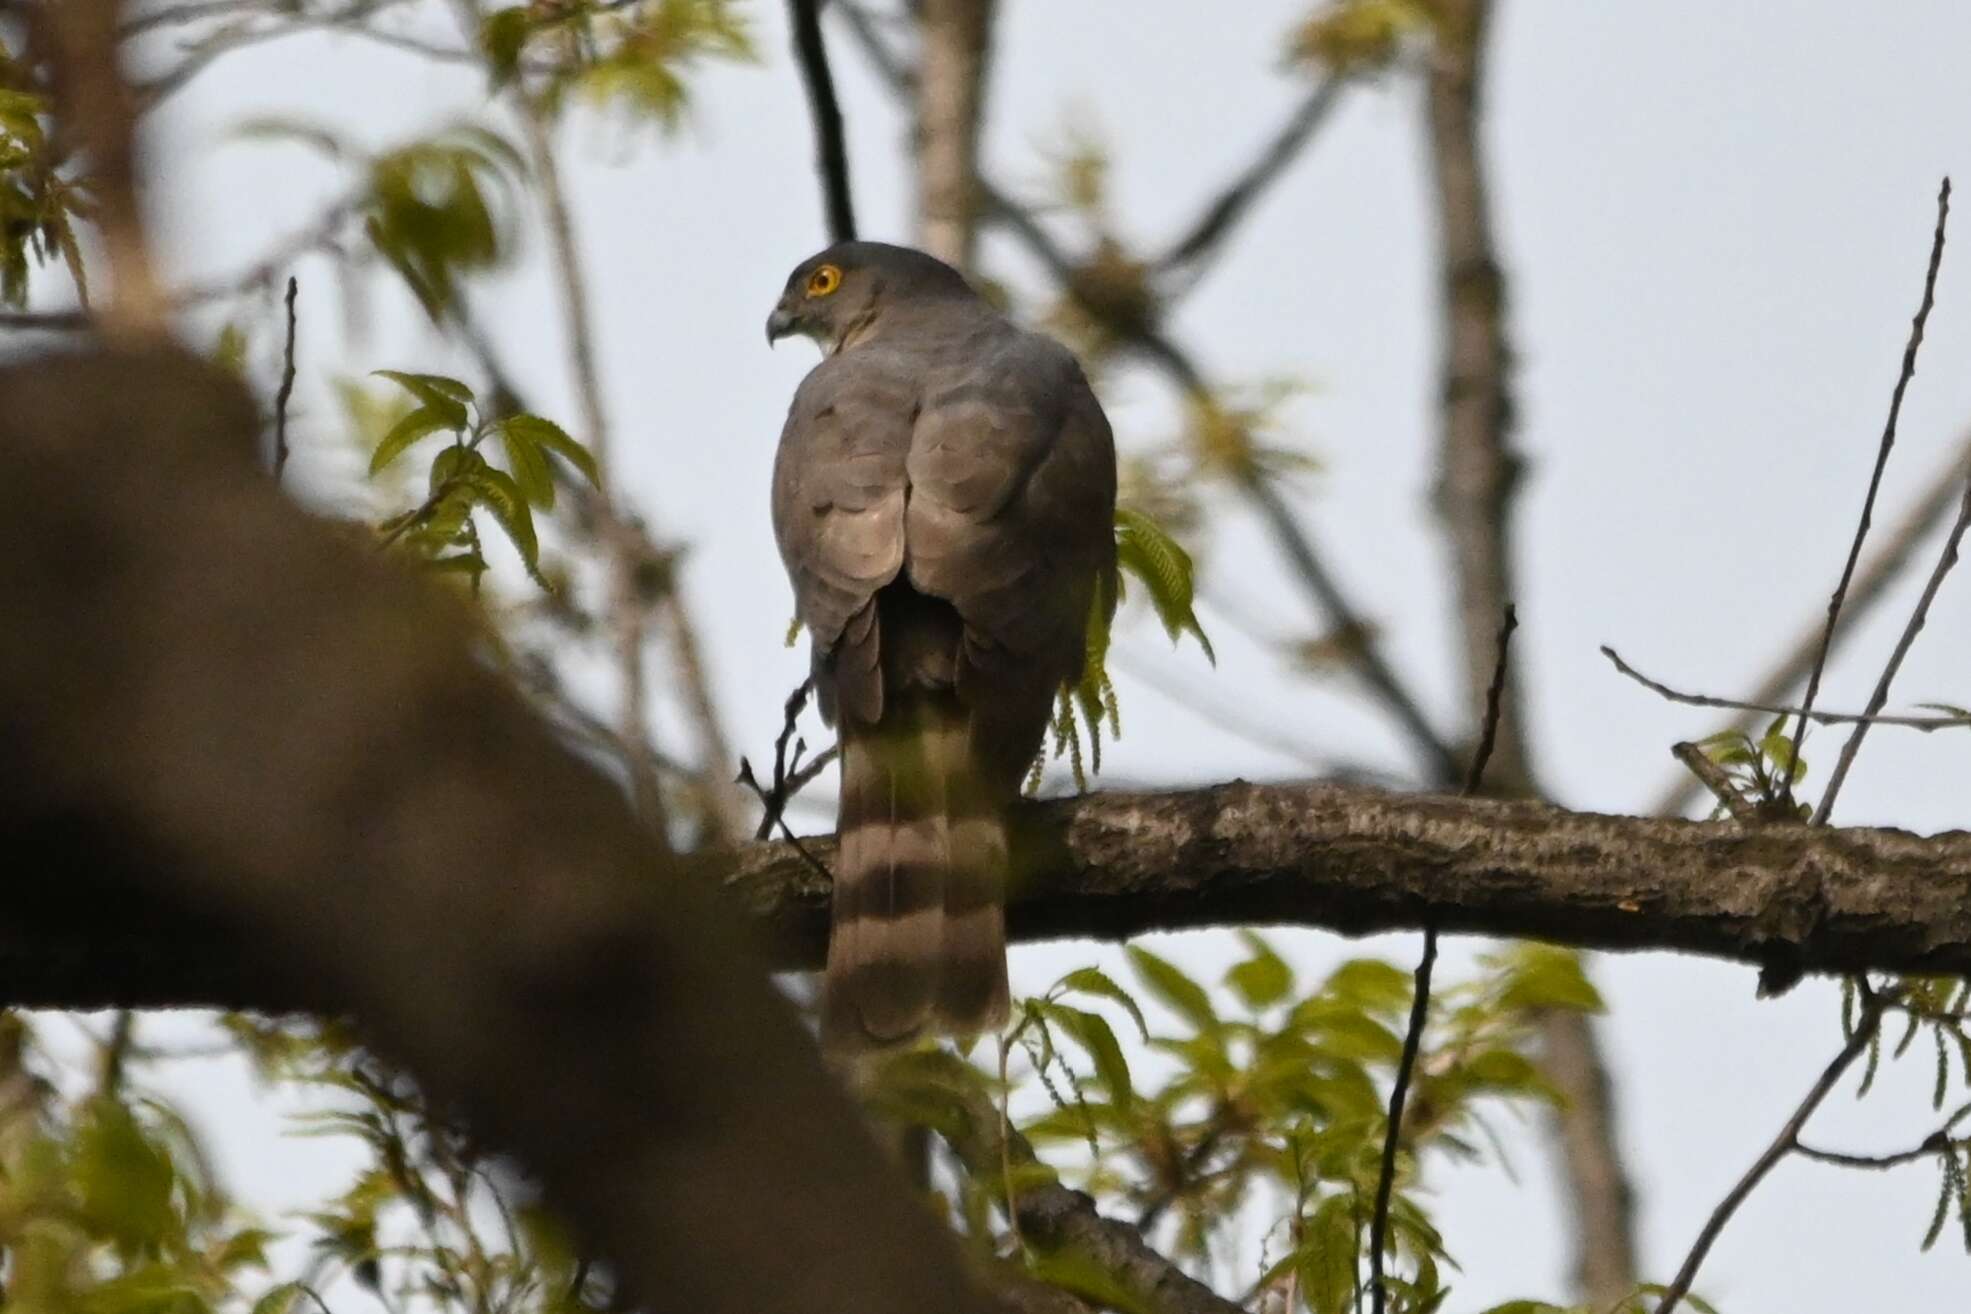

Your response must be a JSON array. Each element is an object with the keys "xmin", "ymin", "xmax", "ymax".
[
  {"xmin": 904, "ymin": 326, "xmax": 1119, "ymax": 736},
  {"xmin": 770, "ymin": 352, "xmax": 916, "ymax": 725}
]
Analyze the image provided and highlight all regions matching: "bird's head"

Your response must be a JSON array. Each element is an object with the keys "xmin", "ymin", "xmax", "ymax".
[{"xmin": 766, "ymin": 241, "xmax": 972, "ymax": 354}]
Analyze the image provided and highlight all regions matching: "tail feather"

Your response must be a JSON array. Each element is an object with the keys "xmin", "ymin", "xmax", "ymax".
[{"xmin": 823, "ymin": 697, "xmax": 1010, "ymax": 1050}]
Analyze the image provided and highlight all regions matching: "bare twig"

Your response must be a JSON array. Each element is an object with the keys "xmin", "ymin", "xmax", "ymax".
[
  {"xmin": 787, "ymin": 0, "xmax": 856, "ymax": 243},
  {"xmin": 1603, "ymin": 645, "xmax": 1971, "ymax": 732},
  {"xmin": 273, "ymin": 274, "xmax": 298, "ymax": 481},
  {"xmin": 1653, "ymin": 990, "xmax": 1890, "ymax": 1314},
  {"xmin": 1795, "ymin": 1102, "xmax": 1971, "ymax": 1170},
  {"xmin": 1368, "ymin": 604, "xmax": 1514, "ymax": 1314},
  {"xmin": 1651, "ymin": 429, "xmax": 1971, "ymax": 815},
  {"xmin": 747, "ymin": 680, "xmax": 815, "ymax": 842},
  {"xmin": 1156, "ymin": 78, "xmax": 1346, "ymax": 292},
  {"xmin": 1784, "ymin": 177, "xmax": 1951, "ymax": 803},
  {"xmin": 1813, "ymin": 475, "xmax": 1971, "ymax": 823},
  {"xmin": 736, "ymin": 757, "xmax": 834, "ymax": 886}
]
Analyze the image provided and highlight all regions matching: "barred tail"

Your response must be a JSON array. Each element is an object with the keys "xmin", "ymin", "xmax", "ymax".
[{"xmin": 822, "ymin": 696, "xmax": 1010, "ymax": 1051}]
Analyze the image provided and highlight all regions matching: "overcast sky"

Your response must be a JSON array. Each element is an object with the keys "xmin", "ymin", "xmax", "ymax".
[{"xmin": 40, "ymin": 2, "xmax": 1971, "ymax": 1309}]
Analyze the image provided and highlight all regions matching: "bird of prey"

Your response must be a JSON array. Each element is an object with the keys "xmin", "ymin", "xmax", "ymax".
[{"xmin": 767, "ymin": 241, "xmax": 1117, "ymax": 1050}]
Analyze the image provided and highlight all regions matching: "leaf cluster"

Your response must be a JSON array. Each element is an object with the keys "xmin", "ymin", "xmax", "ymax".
[{"xmin": 366, "ymin": 370, "xmax": 598, "ymax": 591}]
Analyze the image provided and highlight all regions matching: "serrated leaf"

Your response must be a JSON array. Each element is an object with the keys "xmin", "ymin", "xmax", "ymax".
[
  {"xmin": 496, "ymin": 418, "xmax": 556, "ymax": 508},
  {"xmin": 368, "ymin": 406, "xmax": 456, "ymax": 476},
  {"xmin": 1043, "ymin": 1002, "xmax": 1134, "ymax": 1112},
  {"xmin": 1115, "ymin": 506, "xmax": 1215, "ymax": 662},
  {"xmin": 371, "ymin": 370, "xmax": 472, "ymax": 426},
  {"xmin": 1056, "ymin": 966, "xmax": 1149, "ymax": 1042},
  {"xmin": 499, "ymin": 413, "xmax": 600, "ymax": 486},
  {"xmin": 1127, "ymin": 945, "xmax": 1218, "ymax": 1033},
  {"xmin": 460, "ymin": 465, "xmax": 540, "ymax": 574}
]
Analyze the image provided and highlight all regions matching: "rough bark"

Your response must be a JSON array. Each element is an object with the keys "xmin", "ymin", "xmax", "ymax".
[
  {"xmin": 913, "ymin": 0, "xmax": 995, "ymax": 271},
  {"xmin": 14, "ymin": 766, "xmax": 1971, "ymax": 1013},
  {"xmin": 1422, "ymin": 2, "xmax": 1639, "ymax": 1297},
  {"xmin": 0, "ymin": 346, "xmax": 1006, "ymax": 1314}
]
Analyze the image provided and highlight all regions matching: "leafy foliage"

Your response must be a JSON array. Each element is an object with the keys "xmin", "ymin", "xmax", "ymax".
[
  {"xmin": 0, "ymin": 63, "xmax": 87, "ymax": 309},
  {"xmin": 1035, "ymin": 506, "xmax": 1213, "ymax": 792},
  {"xmin": 859, "ymin": 938, "xmax": 1602, "ymax": 1313},
  {"xmin": 1692, "ymin": 715, "xmax": 1811, "ymax": 821},
  {"xmin": 0, "ymin": 1015, "xmax": 291, "ymax": 1314},
  {"xmin": 365, "ymin": 370, "xmax": 599, "ymax": 591},
  {"xmin": 479, "ymin": 0, "xmax": 755, "ymax": 126}
]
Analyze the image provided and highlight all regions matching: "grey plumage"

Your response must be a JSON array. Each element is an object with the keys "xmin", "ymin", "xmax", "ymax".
[{"xmin": 767, "ymin": 241, "xmax": 1117, "ymax": 1049}]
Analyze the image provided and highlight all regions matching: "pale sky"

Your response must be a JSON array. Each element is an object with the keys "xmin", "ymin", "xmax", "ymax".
[{"xmin": 34, "ymin": 3, "xmax": 1971, "ymax": 1310}]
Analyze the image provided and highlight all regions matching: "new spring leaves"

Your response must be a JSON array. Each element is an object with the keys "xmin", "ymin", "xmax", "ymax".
[{"xmin": 368, "ymin": 370, "xmax": 599, "ymax": 590}]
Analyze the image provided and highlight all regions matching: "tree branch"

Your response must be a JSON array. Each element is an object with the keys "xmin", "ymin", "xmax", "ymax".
[
  {"xmin": 1813, "ymin": 472, "xmax": 1971, "ymax": 822},
  {"xmin": 0, "ymin": 345, "xmax": 1008, "ymax": 1314},
  {"xmin": 1784, "ymin": 177, "xmax": 1951, "ymax": 804},
  {"xmin": 1155, "ymin": 77, "xmax": 1346, "ymax": 292},
  {"xmin": 16, "ymin": 771, "xmax": 1971, "ymax": 1012},
  {"xmin": 787, "ymin": 0, "xmax": 856, "ymax": 242},
  {"xmin": 1649, "ymin": 429, "xmax": 1971, "ymax": 815}
]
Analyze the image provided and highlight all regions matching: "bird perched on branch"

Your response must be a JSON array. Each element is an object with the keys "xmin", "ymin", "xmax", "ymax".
[{"xmin": 767, "ymin": 241, "xmax": 1117, "ymax": 1050}]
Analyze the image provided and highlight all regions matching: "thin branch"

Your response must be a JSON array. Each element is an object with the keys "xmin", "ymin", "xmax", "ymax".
[
  {"xmin": 1603, "ymin": 645, "xmax": 1971, "ymax": 732},
  {"xmin": 499, "ymin": 44, "xmax": 676, "ymax": 846},
  {"xmin": 1155, "ymin": 78, "xmax": 1346, "ymax": 291},
  {"xmin": 1651, "ymin": 429, "xmax": 1971, "ymax": 816},
  {"xmin": 1813, "ymin": 475, "xmax": 1971, "ymax": 823},
  {"xmin": 1783, "ymin": 176, "xmax": 1951, "ymax": 802},
  {"xmin": 1795, "ymin": 1103, "xmax": 1971, "ymax": 1170},
  {"xmin": 1368, "ymin": 604, "xmax": 1514, "ymax": 1314},
  {"xmin": 273, "ymin": 274, "xmax": 298, "ymax": 481},
  {"xmin": 1652, "ymin": 990, "xmax": 1889, "ymax": 1314},
  {"xmin": 36, "ymin": 0, "xmax": 167, "ymax": 340},
  {"xmin": 787, "ymin": 0, "xmax": 856, "ymax": 243}
]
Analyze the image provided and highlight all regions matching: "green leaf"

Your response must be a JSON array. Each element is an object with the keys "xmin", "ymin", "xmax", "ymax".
[
  {"xmin": 459, "ymin": 465, "xmax": 540, "ymax": 575},
  {"xmin": 1056, "ymin": 966, "xmax": 1149, "ymax": 1042},
  {"xmin": 1127, "ymin": 945, "xmax": 1218, "ymax": 1033},
  {"xmin": 498, "ymin": 413, "xmax": 600, "ymax": 486},
  {"xmin": 1296, "ymin": 1193, "xmax": 1358, "ymax": 1314},
  {"xmin": 495, "ymin": 417, "xmax": 556, "ymax": 508},
  {"xmin": 1476, "ymin": 1303, "xmax": 1572, "ymax": 1314},
  {"xmin": 1115, "ymin": 506, "xmax": 1215, "ymax": 662},
  {"xmin": 1043, "ymin": 1002, "xmax": 1134, "ymax": 1111},
  {"xmin": 371, "ymin": 370, "xmax": 473, "ymax": 425},
  {"xmin": 1226, "ymin": 930, "xmax": 1293, "ymax": 1009},
  {"xmin": 251, "ymin": 1283, "xmax": 306, "ymax": 1314},
  {"xmin": 74, "ymin": 1098, "xmax": 178, "ymax": 1254},
  {"xmin": 368, "ymin": 405, "xmax": 457, "ymax": 476}
]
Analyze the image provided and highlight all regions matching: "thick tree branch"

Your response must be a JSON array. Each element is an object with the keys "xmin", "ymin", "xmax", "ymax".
[
  {"xmin": 15, "ymin": 772, "xmax": 1971, "ymax": 1012},
  {"xmin": 0, "ymin": 346, "xmax": 1005, "ymax": 1314}
]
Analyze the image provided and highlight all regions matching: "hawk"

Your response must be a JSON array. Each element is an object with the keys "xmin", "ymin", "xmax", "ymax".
[{"xmin": 767, "ymin": 241, "xmax": 1118, "ymax": 1050}]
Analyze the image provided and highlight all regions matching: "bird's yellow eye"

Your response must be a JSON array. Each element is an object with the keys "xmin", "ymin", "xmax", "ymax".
[{"xmin": 805, "ymin": 264, "xmax": 842, "ymax": 298}]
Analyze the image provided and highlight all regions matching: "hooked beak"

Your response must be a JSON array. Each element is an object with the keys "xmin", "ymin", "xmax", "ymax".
[{"xmin": 765, "ymin": 304, "xmax": 799, "ymax": 346}]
